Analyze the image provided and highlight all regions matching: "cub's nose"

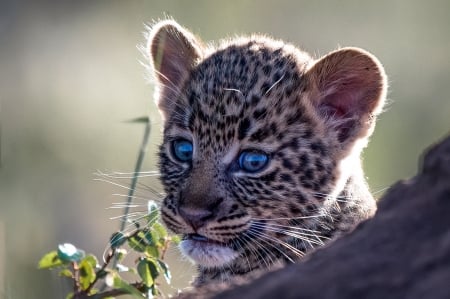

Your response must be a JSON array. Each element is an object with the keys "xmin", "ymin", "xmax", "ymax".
[{"xmin": 178, "ymin": 206, "xmax": 213, "ymax": 231}]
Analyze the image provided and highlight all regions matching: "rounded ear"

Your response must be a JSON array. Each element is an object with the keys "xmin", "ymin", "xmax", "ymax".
[
  {"xmin": 306, "ymin": 47, "xmax": 387, "ymax": 145},
  {"xmin": 148, "ymin": 20, "xmax": 204, "ymax": 119}
]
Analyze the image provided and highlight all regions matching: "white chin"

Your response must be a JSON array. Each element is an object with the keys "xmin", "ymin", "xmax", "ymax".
[{"xmin": 180, "ymin": 239, "xmax": 238, "ymax": 268}]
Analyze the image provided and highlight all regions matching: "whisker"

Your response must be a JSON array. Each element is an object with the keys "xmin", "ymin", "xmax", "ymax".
[
  {"xmin": 95, "ymin": 169, "xmax": 161, "ymax": 179},
  {"xmin": 152, "ymin": 69, "xmax": 181, "ymax": 94},
  {"xmin": 252, "ymin": 221, "xmax": 326, "ymax": 236},
  {"xmin": 231, "ymin": 238, "xmax": 253, "ymax": 272},
  {"xmin": 372, "ymin": 186, "xmax": 389, "ymax": 195},
  {"xmin": 253, "ymin": 213, "xmax": 325, "ymax": 221},
  {"xmin": 265, "ymin": 74, "xmax": 285, "ymax": 95},
  {"xmin": 246, "ymin": 229, "xmax": 297, "ymax": 263},
  {"xmin": 240, "ymin": 233, "xmax": 276, "ymax": 269},
  {"xmin": 93, "ymin": 178, "xmax": 148, "ymax": 197},
  {"xmin": 111, "ymin": 194, "xmax": 153, "ymax": 201},
  {"xmin": 223, "ymin": 87, "xmax": 244, "ymax": 96},
  {"xmin": 134, "ymin": 181, "xmax": 165, "ymax": 198},
  {"xmin": 311, "ymin": 191, "xmax": 352, "ymax": 201},
  {"xmin": 109, "ymin": 211, "xmax": 147, "ymax": 221},
  {"xmin": 108, "ymin": 204, "xmax": 144, "ymax": 209},
  {"xmin": 254, "ymin": 225, "xmax": 324, "ymax": 246},
  {"xmin": 251, "ymin": 222, "xmax": 327, "ymax": 243}
]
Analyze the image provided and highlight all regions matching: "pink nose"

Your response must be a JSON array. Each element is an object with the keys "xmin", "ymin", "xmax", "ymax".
[{"xmin": 178, "ymin": 206, "xmax": 213, "ymax": 230}]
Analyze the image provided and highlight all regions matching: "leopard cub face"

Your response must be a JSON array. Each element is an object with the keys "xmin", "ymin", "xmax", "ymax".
[{"xmin": 147, "ymin": 20, "xmax": 386, "ymax": 285}]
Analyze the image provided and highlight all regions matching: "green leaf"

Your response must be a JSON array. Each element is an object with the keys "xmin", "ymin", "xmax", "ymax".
[
  {"xmin": 125, "ymin": 116, "xmax": 150, "ymax": 123},
  {"xmin": 110, "ymin": 232, "xmax": 127, "ymax": 248},
  {"xmin": 107, "ymin": 272, "xmax": 146, "ymax": 299},
  {"xmin": 148, "ymin": 260, "xmax": 160, "ymax": 281},
  {"xmin": 83, "ymin": 254, "xmax": 98, "ymax": 268},
  {"xmin": 38, "ymin": 251, "xmax": 64, "ymax": 269},
  {"xmin": 142, "ymin": 229, "xmax": 154, "ymax": 245},
  {"xmin": 79, "ymin": 257, "xmax": 96, "ymax": 290},
  {"xmin": 151, "ymin": 284, "xmax": 159, "ymax": 297},
  {"xmin": 137, "ymin": 258, "xmax": 159, "ymax": 287},
  {"xmin": 115, "ymin": 248, "xmax": 127, "ymax": 262},
  {"xmin": 137, "ymin": 259, "xmax": 153, "ymax": 287},
  {"xmin": 145, "ymin": 244, "xmax": 160, "ymax": 259},
  {"xmin": 57, "ymin": 243, "xmax": 85, "ymax": 263},
  {"xmin": 146, "ymin": 201, "xmax": 159, "ymax": 227},
  {"xmin": 88, "ymin": 288, "xmax": 98, "ymax": 295},
  {"xmin": 151, "ymin": 230, "xmax": 167, "ymax": 250},
  {"xmin": 157, "ymin": 260, "xmax": 171, "ymax": 284},
  {"xmin": 128, "ymin": 234, "xmax": 147, "ymax": 252},
  {"xmin": 170, "ymin": 234, "xmax": 181, "ymax": 245},
  {"xmin": 58, "ymin": 268, "xmax": 73, "ymax": 278},
  {"xmin": 66, "ymin": 292, "xmax": 74, "ymax": 299},
  {"xmin": 152, "ymin": 222, "xmax": 167, "ymax": 240}
]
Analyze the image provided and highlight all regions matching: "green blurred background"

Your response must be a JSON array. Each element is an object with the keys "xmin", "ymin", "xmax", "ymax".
[{"xmin": 0, "ymin": 0, "xmax": 449, "ymax": 298}]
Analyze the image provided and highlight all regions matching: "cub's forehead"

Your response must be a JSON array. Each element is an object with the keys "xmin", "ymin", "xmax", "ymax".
[
  {"xmin": 164, "ymin": 39, "xmax": 315, "ymax": 155},
  {"xmin": 182, "ymin": 38, "xmax": 311, "ymax": 112}
]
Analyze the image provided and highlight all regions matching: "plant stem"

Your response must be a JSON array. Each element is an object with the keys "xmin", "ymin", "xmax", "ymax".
[
  {"xmin": 89, "ymin": 282, "xmax": 146, "ymax": 299},
  {"xmin": 112, "ymin": 117, "xmax": 152, "ymax": 269},
  {"xmin": 84, "ymin": 249, "xmax": 115, "ymax": 295},
  {"xmin": 72, "ymin": 262, "xmax": 81, "ymax": 293}
]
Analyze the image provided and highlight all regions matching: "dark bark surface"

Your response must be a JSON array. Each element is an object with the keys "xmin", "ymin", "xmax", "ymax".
[{"xmin": 207, "ymin": 135, "xmax": 450, "ymax": 299}]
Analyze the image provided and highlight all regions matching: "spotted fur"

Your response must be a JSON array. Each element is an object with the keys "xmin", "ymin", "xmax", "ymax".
[{"xmin": 147, "ymin": 20, "xmax": 387, "ymax": 286}]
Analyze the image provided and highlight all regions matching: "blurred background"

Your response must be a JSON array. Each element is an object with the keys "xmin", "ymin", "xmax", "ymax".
[{"xmin": 0, "ymin": 0, "xmax": 449, "ymax": 298}]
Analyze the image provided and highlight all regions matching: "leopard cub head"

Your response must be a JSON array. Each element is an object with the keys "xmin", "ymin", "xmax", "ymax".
[{"xmin": 147, "ymin": 20, "xmax": 387, "ymax": 276}]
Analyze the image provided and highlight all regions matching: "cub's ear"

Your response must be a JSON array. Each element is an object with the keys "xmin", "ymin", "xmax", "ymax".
[
  {"xmin": 306, "ymin": 47, "xmax": 387, "ymax": 148},
  {"xmin": 148, "ymin": 20, "xmax": 204, "ymax": 119}
]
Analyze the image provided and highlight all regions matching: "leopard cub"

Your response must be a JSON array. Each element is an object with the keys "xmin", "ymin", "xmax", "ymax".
[{"xmin": 147, "ymin": 20, "xmax": 387, "ymax": 286}]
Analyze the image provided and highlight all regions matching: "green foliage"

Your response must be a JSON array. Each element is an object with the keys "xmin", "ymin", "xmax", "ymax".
[
  {"xmin": 38, "ymin": 251, "xmax": 64, "ymax": 269},
  {"xmin": 38, "ymin": 117, "xmax": 178, "ymax": 298},
  {"xmin": 58, "ymin": 243, "xmax": 86, "ymax": 263},
  {"xmin": 38, "ymin": 215, "xmax": 178, "ymax": 298}
]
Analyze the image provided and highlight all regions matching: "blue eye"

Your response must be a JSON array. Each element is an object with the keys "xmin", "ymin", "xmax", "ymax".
[
  {"xmin": 238, "ymin": 151, "xmax": 269, "ymax": 172},
  {"xmin": 172, "ymin": 140, "xmax": 193, "ymax": 162}
]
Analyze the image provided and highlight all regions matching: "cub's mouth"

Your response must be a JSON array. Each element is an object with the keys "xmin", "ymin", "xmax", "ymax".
[
  {"xmin": 179, "ymin": 233, "xmax": 239, "ymax": 268},
  {"xmin": 183, "ymin": 233, "xmax": 225, "ymax": 245}
]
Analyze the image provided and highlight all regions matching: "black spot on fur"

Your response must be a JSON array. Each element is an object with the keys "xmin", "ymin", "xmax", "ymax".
[
  {"xmin": 301, "ymin": 180, "xmax": 313, "ymax": 189},
  {"xmin": 238, "ymin": 118, "xmax": 251, "ymax": 140},
  {"xmin": 188, "ymin": 113, "xmax": 195, "ymax": 130},
  {"xmin": 282, "ymin": 159, "xmax": 293, "ymax": 170},
  {"xmin": 294, "ymin": 191, "xmax": 306, "ymax": 203},
  {"xmin": 250, "ymin": 95, "xmax": 260, "ymax": 105},
  {"xmin": 286, "ymin": 110, "xmax": 303, "ymax": 125},
  {"xmin": 274, "ymin": 184, "xmax": 285, "ymax": 191},
  {"xmin": 280, "ymin": 173, "xmax": 292, "ymax": 182},
  {"xmin": 261, "ymin": 82, "xmax": 271, "ymax": 94},
  {"xmin": 253, "ymin": 108, "xmax": 267, "ymax": 120},
  {"xmin": 272, "ymin": 72, "xmax": 282, "ymax": 82},
  {"xmin": 315, "ymin": 159, "xmax": 325, "ymax": 171},
  {"xmin": 319, "ymin": 175, "xmax": 329, "ymax": 185},
  {"xmin": 303, "ymin": 129, "xmax": 313, "ymax": 139},
  {"xmin": 262, "ymin": 65, "xmax": 272, "ymax": 75},
  {"xmin": 289, "ymin": 204, "xmax": 302, "ymax": 215},
  {"xmin": 260, "ymin": 170, "xmax": 277, "ymax": 183},
  {"xmin": 250, "ymin": 128, "xmax": 269, "ymax": 142},
  {"xmin": 304, "ymin": 169, "xmax": 314, "ymax": 180},
  {"xmin": 288, "ymin": 138, "xmax": 299, "ymax": 149},
  {"xmin": 188, "ymin": 92, "xmax": 197, "ymax": 106},
  {"xmin": 299, "ymin": 153, "xmax": 309, "ymax": 166},
  {"xmin": 311, "ymin": 141, "xmax": 326, "ymax": 156}
]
